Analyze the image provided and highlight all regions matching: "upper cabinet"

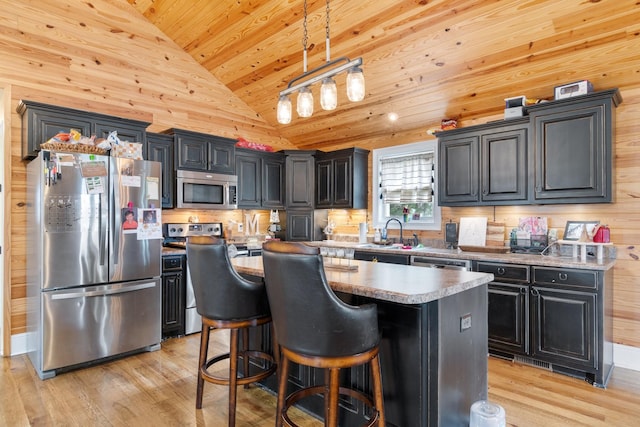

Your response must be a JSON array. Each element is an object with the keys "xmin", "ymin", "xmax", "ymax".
[
  {"xmin": 285, "ymin": 150, "xmax": 316, "ymax": 209},
  {"xmin": 235, "ymin": 149, "xmax": 285, "ymax": 209},
  {"xmin": 170, "ymin": 129, "xmax": 235, "ymax": 175},
  {"xmin": 438, "ymin": 118, "xmax": 530, "ymax": 206},
  {"xmin": 528, "ymin": 89, "xmax": 621, "ymax": 204},
  {"xmin": 146, "ymin": 132, "xmax": 175, "ymax": 208},
  {"xmin": 315, "ymin": 148, "xmax": 369, "ymax": 209},
  {"xmin": 438, "ymin": 88, "xmax": 621, "ymax": 206},
  {"xmin": 18, "ymin": 100, "xmax": 149, "ymax": 160}
]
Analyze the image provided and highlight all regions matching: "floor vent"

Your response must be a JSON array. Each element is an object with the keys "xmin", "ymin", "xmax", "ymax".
[{"xmin": 513, "ymin": 355, "xmax": 552, "ymax": 371}]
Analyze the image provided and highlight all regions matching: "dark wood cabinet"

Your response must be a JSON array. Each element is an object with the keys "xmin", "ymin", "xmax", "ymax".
[
  {"xmin": 528, "ymin": 89, "xmax": 621, "ymax": 203},
  {"xmin": 161, "ymin": 255, "xmax": 186, "ymax": 338},
  {"xmin": 315, "ymin": 148, "xmax": 369, "ymax": 209},
  {"xmin": 235, "ymin": 149, "xmax": 285, "ymax": 209},
  {"xmin": 477, "ymin": 261, "xmax": 613, "ymax": 387},
  {"xmin": 146, "ymin": 132, "xmax": 174, "ymax": 208},
  {"xmin": 478, "ymin": 262, "xmax": 530, "ymax": 356},
  {"xmin": 170, "ymin": 129, "xmax": 235, "ymax": 174},
  {"xmin": 18, "ymin": 100, "xmax": 149, "ymax": 160},
  {"xmin": 285, "ymin": 150, "xmax": 316, "ymax": 209},
  {"xmin": 438, "ymin": 118, "xmax": 530, "ymax": 206}
]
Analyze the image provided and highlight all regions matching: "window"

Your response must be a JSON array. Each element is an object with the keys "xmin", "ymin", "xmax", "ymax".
[{"xmin": 372, "ymin": 140, "xmax": 441, "ymax": 231}]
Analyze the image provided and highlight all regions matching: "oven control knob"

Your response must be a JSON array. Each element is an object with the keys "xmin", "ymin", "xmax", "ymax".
[
  {"xmin": 169, "ymin": 227, "xmax": 176, "ymax": 233},
  {"xmin": 177, "ymin": 227, "xmax": 184, "ymax": 233}
]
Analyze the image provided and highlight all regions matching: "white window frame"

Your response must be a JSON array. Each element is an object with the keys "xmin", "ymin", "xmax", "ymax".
[{"xmin": 372, "ymin": 140, "xmax": 441, "ymax": 231}]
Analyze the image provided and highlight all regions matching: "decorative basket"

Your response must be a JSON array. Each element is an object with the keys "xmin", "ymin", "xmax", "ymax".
[{"xmin": 40, "ymin": 142, "xmax": 108, "ymax": 155}]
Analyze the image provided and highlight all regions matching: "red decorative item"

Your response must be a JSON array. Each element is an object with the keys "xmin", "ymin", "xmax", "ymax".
[
  {"xmin": 235, "ymin": 137, "xmax": 274, "ymax": 152},
  {"xmin": 593, "ymin": 225, "xmax": 610, "ymax": 243}
]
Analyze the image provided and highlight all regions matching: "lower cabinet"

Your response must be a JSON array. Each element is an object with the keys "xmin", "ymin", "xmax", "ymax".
[
  {"xmin": 161, "ymin": 255, "xmax": 186, "ymax": 338},
  {"xmin": 478, "ymin": 261, "xmax": 613, "ymax": 387}
]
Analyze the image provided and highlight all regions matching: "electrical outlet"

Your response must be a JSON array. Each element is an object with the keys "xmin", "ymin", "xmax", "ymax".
[
  {"xmin": 460, "ymin": 313, "xmax": 472, "ymax": 332},
  {"xmin": 238, "ymin": 223, "xmax": 244, "ymax": 233}
]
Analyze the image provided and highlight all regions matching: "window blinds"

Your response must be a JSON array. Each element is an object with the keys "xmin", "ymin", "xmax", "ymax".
[{"xmin": 380, "ymin": 153, "xmax": 434, "ymax": 203}]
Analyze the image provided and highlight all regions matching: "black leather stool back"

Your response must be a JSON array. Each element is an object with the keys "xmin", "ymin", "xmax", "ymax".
[
  {"xmin": 188, "ymin": 236, "xmax": 270, "ymax": 321},
  {"xmin": 262, "ymin": 241, "xmax": 379, "ymax": 357}
]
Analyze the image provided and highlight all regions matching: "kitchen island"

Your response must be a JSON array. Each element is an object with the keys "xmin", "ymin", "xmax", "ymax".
[{"xmin": 232, "ymin": 256, "xmax": 494, "ymax": 427}]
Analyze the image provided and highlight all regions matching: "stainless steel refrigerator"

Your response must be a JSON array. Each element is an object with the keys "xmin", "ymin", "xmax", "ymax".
[{"xmin": 26, "ymin": 150, "xmax": 163, "ymax": 379}]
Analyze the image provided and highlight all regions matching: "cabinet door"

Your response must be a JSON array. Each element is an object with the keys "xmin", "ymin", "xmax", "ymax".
[
  {"xmin": 438, "ymin": 134, "xmax": 480, "ymax": 205},
  {"xmin": 146, "ymin": 133, "xmax": 174, "ymax": 208},
  {"xmin": 286, "ymin": 154, "xmax": 315, "ymax": 208},
  {"xmin": 531, "ymin": 101, "xmax": 610, "ymax": 202},
  {"xmin": 481, "ymin": 126, "xmax": 529, "ymax": 203},
  {"xmin": 286, "ymin": 210, "xmax": 313, "ymax": 241},
  {"xmin": 261, "ymin": 154, "xmax": 285, "ymax": 208},
  {"xmin": 20, "ymin": 106, "xmax": 92, "ymax": 160},
  {"xmin": 530, "ymin": 287, "xmax": 596, "ymax": 371},
  {"xmin": 162, "ymin": 272, "xmax": 185, "ymax": 337},
  {"xmin": 488, "ymin": 283, "xmax": 529, "ymax": 355},
  {"xmin": 332, "ymin": 156, "xmax": 352, "ymax": 207},
  {"xmin": 176, "ymin": 136, "xmax": 209, "ymax": 171},
  {"xmin": 236, "ymin": 153, "xmax": 261, "ymax": 208},
  {"xmin": 315, "ymin": 159, "xmax": 333, "ymax": 208},
  {"xmin": 208, "ymin": 137, "xmax": 236, "ymax": 174}
]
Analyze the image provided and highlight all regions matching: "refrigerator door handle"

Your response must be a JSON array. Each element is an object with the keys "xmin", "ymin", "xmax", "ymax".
[
  {"xmin": 111, "ymin": 172, "xmax": 120, "ymax": 266},
  {"xmin": 99, "ymin": 195, "xmax": 107, "ymax": 265},
  {"xmin": 50, "ymin": 282, "xmax": 157, "ymax": 300}
]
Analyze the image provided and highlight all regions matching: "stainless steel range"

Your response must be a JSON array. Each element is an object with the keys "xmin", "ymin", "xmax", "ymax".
[{"xmin": 164, "ymin": 222, "xmax": 222, "ymax": 334}]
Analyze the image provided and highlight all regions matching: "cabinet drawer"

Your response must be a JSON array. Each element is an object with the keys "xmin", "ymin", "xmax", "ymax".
[
  {"xmin": 162, "ymin": 256, "xmax": 184, "ymax": 272},
  {"xmin": 476, "ymin": 262, "xmax": 530, "ymax": 283},
  {"xmin": 533, "ymin": 267, "xmax": 597, "ymax": 290}
]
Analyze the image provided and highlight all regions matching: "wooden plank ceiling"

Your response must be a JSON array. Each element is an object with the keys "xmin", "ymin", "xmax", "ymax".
[{"xmin": 127, "ymin": 0, "xmax": 640, "ymax": 150}]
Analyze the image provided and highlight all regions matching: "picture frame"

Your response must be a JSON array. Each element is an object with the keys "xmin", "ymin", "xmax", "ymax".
[{"xmin": 563, "ymin": 220, "xmax": 600, "ymax": 241}]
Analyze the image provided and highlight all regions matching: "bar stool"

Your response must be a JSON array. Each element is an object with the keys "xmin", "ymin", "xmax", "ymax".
[
  {"xmin": 187, "ymin": 236, "xmax": 276, "ymax": 427},
  {"xmin": 262, "ymin": 241, "xmax": 385, "ymax": 427}
]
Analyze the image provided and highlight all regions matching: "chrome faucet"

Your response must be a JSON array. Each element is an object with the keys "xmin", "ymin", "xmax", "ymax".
[{"xmin": 384, "ymin": 218, "xmax": 404, "ymax": 244}]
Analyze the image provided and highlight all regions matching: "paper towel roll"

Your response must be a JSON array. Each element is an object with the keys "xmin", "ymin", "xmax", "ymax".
[{"xmin": 359, "ymin": 223, "xmax": 367, "ymax": 243}]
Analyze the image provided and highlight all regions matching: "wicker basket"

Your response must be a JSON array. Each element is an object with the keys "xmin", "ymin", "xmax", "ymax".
[{"xmin": 40, "ymin": 142, "xmax": 108, "ymax": 155}]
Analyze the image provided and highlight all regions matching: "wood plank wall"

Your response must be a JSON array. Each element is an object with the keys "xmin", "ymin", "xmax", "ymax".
[{"xmin": 1, "ymin": 0, "xmax": 638, "ymax": 358}]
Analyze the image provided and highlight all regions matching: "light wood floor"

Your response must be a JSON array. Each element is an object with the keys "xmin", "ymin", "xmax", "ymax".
[{"xmin": 2, "ymin": 332, "xmax": 640, "ymax": 426}]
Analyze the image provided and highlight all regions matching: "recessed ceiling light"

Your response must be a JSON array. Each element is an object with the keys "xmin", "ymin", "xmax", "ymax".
[{"xmin": 388, "ymin": 112, "xmax": 399, "ymax": 121}]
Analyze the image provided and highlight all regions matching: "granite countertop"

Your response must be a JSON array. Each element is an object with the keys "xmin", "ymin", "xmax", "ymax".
[
  {"xmin": 231, "ymin": 256, "xmax": 494, "ymax": 305},
  {"xmin": 304, "ymin": 241, "xmax": 616, "ymax": 271}
]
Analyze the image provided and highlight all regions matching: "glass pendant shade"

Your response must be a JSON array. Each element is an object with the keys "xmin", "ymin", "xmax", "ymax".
[
  {"xmin": 320, "ymin": 77, "xmax": 338, "ymax": 110},
  {"xmin": 346, "ymin": 66, "xmax": 365, "ymax": 102},
  {"xmin": 297, "ymin": 87, "xmax": 314, "ymax": 117},
  {"xmin": 277, "ymin": 95, "xmax": 292, "ymax": 124}
]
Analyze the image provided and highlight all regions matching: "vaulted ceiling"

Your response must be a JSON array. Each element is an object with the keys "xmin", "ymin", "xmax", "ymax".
[{"xmin": 128, "ymin": 0, "xmax": 639, "ymax": 150}]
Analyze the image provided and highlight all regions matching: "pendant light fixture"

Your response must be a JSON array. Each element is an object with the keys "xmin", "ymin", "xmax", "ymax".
[{"xmin": 276, "ymin": 0, "xmax": 365, "ymax": 124}]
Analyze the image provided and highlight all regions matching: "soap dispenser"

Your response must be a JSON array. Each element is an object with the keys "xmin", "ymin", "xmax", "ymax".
[{"xmin": 374, "ymin": 228, "xmax": 381, "ymax": 243}]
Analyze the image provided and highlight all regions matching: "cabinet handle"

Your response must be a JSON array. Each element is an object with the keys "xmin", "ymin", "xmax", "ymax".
[
  {"xmin": 497, "ymin": 267, "xmax": 506, "ymax": 275},
  {"xmin": 530, "ymin": 288, "xmax": 539, "ymax": 297},
  {"xmin": 520, "ymin": 287, "xmax": 527, "ymax": 295},
  {"xmin": 558, "ymin": 272, "xmax": 568, "ymax": 281},
  {"xmin": 372, "ymin": 257, "xmax": 378, "ymax": 263}
]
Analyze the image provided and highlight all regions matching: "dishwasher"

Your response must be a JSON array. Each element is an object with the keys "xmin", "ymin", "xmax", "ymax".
[{"xmin": 410, "ymin": 255, "xmax": 472, "ymax": 271}]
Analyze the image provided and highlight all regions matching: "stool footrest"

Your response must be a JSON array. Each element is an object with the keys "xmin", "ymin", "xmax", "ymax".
[{"xmin": 201, "ymin": 350, "xmax": 276, "ymax": 386}]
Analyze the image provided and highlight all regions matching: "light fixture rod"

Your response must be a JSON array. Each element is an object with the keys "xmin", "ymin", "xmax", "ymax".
[{"xmin": 279, "ymin": 56, "xmax": 363, "ymax": 97}]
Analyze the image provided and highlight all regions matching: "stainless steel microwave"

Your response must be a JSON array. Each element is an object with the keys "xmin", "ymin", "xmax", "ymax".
[{"xmin": 176, "ymin": 170, "xmax": 237, "ymax": 210}]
